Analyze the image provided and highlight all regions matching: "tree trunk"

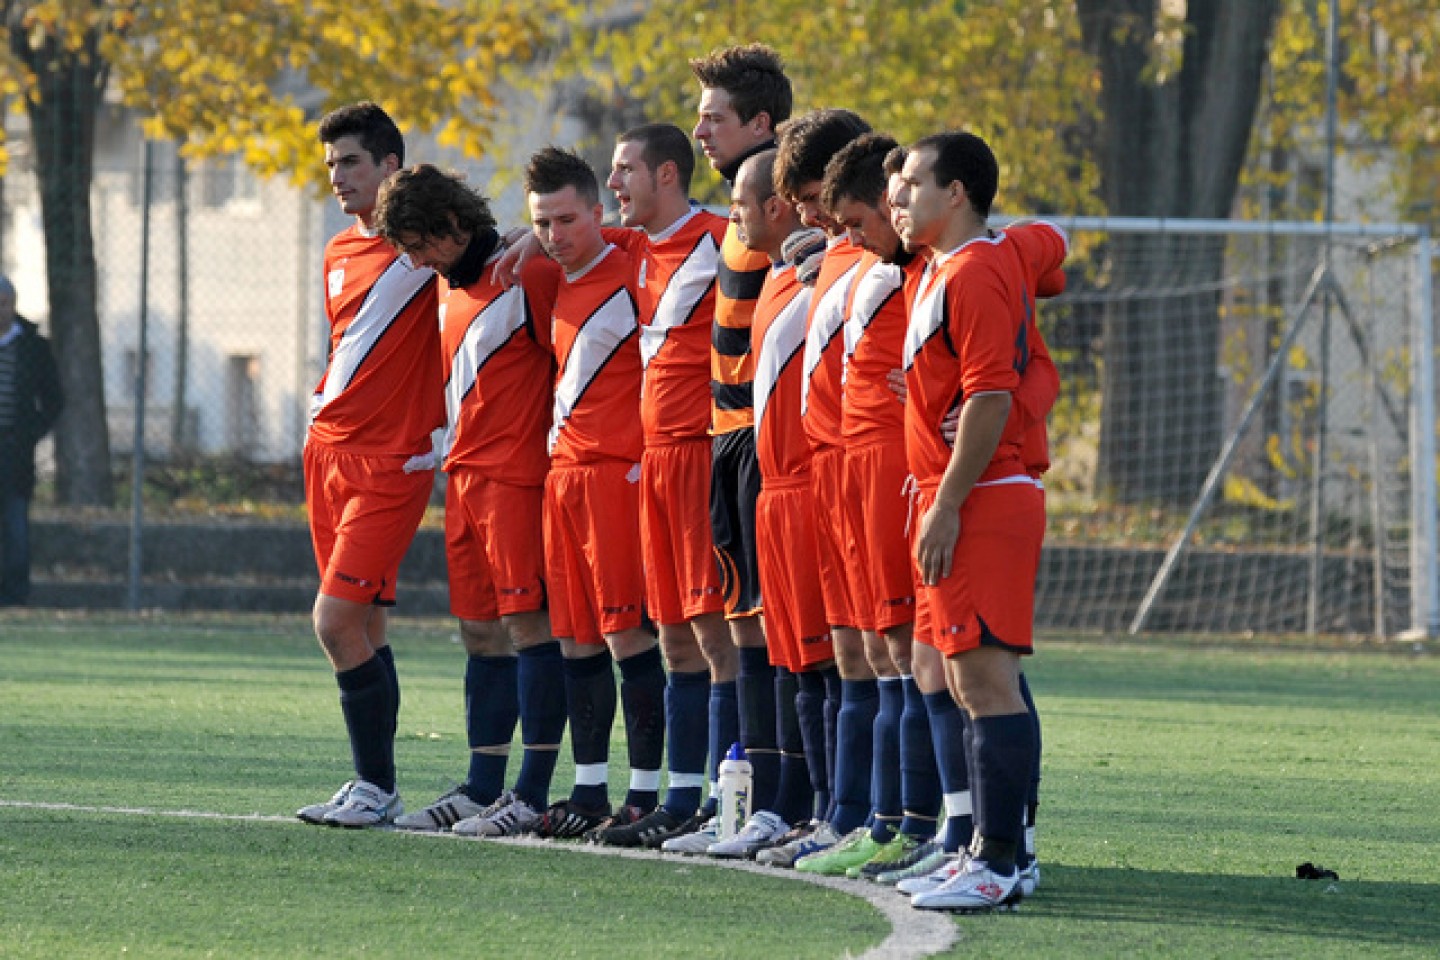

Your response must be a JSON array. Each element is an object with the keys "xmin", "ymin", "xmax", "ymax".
[
  {"xmin": 1078, "ymin": 0, "xmax": 1280, "ymax": 504},
  {"xmin": 14, "ymin": 25, "xmax": 113, "ymax": 506}
]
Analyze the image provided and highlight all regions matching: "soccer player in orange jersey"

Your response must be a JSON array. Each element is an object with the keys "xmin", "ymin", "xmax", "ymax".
[
  {"xmin": 890, "ymin": 131, "xmax": 1064, "ymax": 910},
  {"xmin": 658, "ymin": 44, "xmax": 794, "ymax": 856},
  {"xmin": 370, "ymin": 165, "xmax": 569, "ymax": 838},
  {"xmin": 522, "ymin": 147, "xmax": 668, "ymax": 840},
  {"xmin": 705, "ymin": 148, "xmax": 829, "ymax": 859},
  {"xmin": 574, "ymin": 124, "xmax": 739, "ymax": 848},
  {"xmin": 296, "ymin": 103, "xmax": 443, "ymax": 829}
]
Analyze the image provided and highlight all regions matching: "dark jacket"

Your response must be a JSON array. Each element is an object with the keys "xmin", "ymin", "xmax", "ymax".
[{"xmin": 1, "ymin": 317, "xmax": 64, "ymax": 497}]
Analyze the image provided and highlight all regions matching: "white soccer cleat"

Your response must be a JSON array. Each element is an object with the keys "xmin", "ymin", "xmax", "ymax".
[
  {"xmin": 393, "ymin": 785, "xmax": 488, "ymax": 832},
  {"xmin": 322, "ymin": 779, "xmax": 403, "ymax": 828},
  {"xmin": 452, "ymin": 791, "xmax": 541, "ymax": 838},
  {"xmin": 659, "ymin": 816, "xmax": 720, "ymax": 854},
  {"xmin": 705, "ymin": 809, "xmax": 789, "ymax": 859},
  {"xmin": 297, "ymin": 780, "xmax": 354, "ymax": 825},
  {"xmin": 896, "ymin": 852, "xmax": 965, "ymax": 896},
  {"xmin": 909, "ymin": 858, "xmax": 1021, "ymax": 911},
  {"xmin": 1019, "ymin": 859, "xmax": 1041, "ymax": 897}
]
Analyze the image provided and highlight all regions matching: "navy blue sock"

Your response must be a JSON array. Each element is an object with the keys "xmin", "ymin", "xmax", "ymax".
[
  {"xmin": 821, "ymin": 667, "xmax": 842, "ymax": 821},
  {"xmin": 704, "ymin": 680, "xmax": 738, "ymax": 816},
  {"xmin": 563, "ymin": 651, "xmax": 615, "ymax": 810},
  {"xmin": 1019, "ymin": 671, "xmax": 1042, "ymax": 862},
  {"xmin": 336, "ymin": 656, "xmax": 395, "ymax": 793},
  {"xmin": 464, "ymin": 654, "xmax": 518, "ymax": 804},
  {"xmin": 898, "ymin": 677, "xmax": 940, "ymax": 840},
  {"xmin": 514, "ymin": 641, "xmax": 565, "ymax": 812},
  {"xmin": 832, "ymin": 679, "xmax": 877, "ymax": 835},
  {"xmin": 924, "ymin": 690, "xmax": 972, "ymax": 853},
  {"xmin": 971, "ymin": 711, "xmax": 1037, "ymax": 875},
  {"xmin": 771, "ymin": 667, "xmax": 812, "ymax": 825},
  {"xmin": 737, "ymin": 646, "xmax": 779, "ymax": 811},
  {"xmin": 794, "ymin": 668, "xmax": 830, "ymax": 820},
  {"xmin": 870, "ymin": 677, "xmax": 904, "ymax": 840},
  {"xmin": 375, "ymin": 644, "xmax": 400, "ymax": 743},
  {"xmin": 662, "ymin": 668, "xmax": 710, "ymax": 818},
  {"xmin": 618, "ymin": 646, "xmax": 666, "ymax": 811}
]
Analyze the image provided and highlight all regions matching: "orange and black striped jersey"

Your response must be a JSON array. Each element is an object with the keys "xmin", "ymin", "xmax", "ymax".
[
  {"xmin": 438, "ymin": 251, "xmax": 560, "ymax": 485},
  {"xmin": 753, "ymin": 262, "xmax": 815, "ymax": 483},
  {"xmin": 801, "ymin": 235, "xmax": 866, "ymax": 451},
  {"xmin": 549, "ymin": 244, "xmax": 643, "ymax": 467},
  {"xmin": 311, "ymin": 225, "xmax": 443, "ymax": 454},
  {"xmin": 711, "ymin": 223, "xmax": 771, "ymax": 436}
]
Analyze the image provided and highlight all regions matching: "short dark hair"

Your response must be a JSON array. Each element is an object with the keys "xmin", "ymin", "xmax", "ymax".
[
  {"xmin": 689, "ymin": 43, "xmax": 792, "ymax": 126},
  {"xmin": 910, "ymin": 131, "xmax": 998, "ymax": 219},
  {"xmin": 618, "ymin": 123, "xmax": 696, "ymax": 193},
  {"xmin": 524, "ymin": 146, "xmax": 599, "ymax": 205},
  {"xmin": 774, "ymin": 109, "xmax": 871, "ymax": 202},
  {"xmin": 822, "ymin": 133, "xmax": 899, "ymax": 212},
  {"xmin": 374, "ymin": 164, "xmax": 495, "ymax": 248},
  {"xmin": 318, "ymin": 101, "xmax": 405, "ymax": 167},
  {"xmin": 882, "ymin": 145, "xmax": 908, "ymax": 179}
]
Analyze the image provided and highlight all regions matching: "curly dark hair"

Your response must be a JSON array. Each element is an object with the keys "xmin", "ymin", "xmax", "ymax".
[
  {"xmin": 374, "ymin": 164, "xmax": 495, "ymax": 248},
  {"xmin": 774, "ymin": 108, "xmax": 870, "ymax": 202}
]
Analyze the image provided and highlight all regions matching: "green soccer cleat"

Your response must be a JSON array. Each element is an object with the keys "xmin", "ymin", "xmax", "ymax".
[
  {"xmin": 794, "ymin": 826, "xmax": 889, "ymax": 876},
  {"xmin": 848, "ymin": 831, "xmax": 922, "ymax": 879}
]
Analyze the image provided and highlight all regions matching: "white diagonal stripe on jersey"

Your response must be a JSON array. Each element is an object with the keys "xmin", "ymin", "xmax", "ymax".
[
  {"xmin": 903, "ymin": 263, "xmax": 947, "ymax": 372},
  {"xmin": 640, "ymin": 231, "xmax": 719, "ymax": 369},
  {"xmin": 439, "ymin": 287, "xmax": 530, "ymax": 460},
  {"xmin": 314, "ymin": 255, "xmax": 434, "ymax": 414},
  {"xmin": 844, "ymin": 260, "xmax": 904, "ymax": 366},
  {"xmin": 549, "ymin": 287, "xmax": 639, "ymax": 454},
  {"xmin": 801, "ymin": 261, "xmax": 859, "ymax": 416},
  {"xmin": 753, "ymin": 277, "xmax": 813, "ymax": 440}
]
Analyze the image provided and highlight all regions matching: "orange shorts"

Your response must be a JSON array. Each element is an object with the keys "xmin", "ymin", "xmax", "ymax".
[
  {"xmin": 910, "ymin": 480, "xmax": 1044, "ymax": 658},
  {"xmin": 843, "ymin": 440, "xmax": 917, "ymax": 633},
  {"xmin": 641, "ymin": 440, "xmax": 724, "ymax": 625},
  {"xmin": 756, "ymin": 478, "xmax": 835, "ymax": 672},
  {"xmin": 445, "ymin": 468, "xmax": 546, "ymax": 622},
  {"xmin": 304, "ymin": 439, "xmax": 432, "ymax": 606},
  {"xmin": 544, "ymin": 460, "xmax": 646, "ymax": 646},
  {"xmin": 809, "ymin": 445, "xmax": 859, "ymax": 629}
]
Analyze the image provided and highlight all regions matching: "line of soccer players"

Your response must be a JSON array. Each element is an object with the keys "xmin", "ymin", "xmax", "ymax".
[{"xmin": 296, "ymin": 42, "xmax": 1066, "ymax": 913}]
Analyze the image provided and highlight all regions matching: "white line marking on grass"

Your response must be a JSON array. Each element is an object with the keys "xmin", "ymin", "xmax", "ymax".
[{"xmin": 0, "ymin": 800, "xmax": 958, "ymax": 959}]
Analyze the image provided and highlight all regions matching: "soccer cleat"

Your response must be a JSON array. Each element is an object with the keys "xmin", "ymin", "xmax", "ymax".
[
  {"xmin": 297, "ymin": 780, "xmax": 353, "ymax": 825},
  {"xmin": 756, "ymin": 821, "xmax": 839, "ymax": 868},
  {"xmin": 584, "ymin": 804, "xmax": 648, "ymax": 843},
  {"xmin": 533, "ymin": 798, "xmax": 612, "ymax": 840},
  {"xmin": 704, "ymin": 809, "xmax": 790, "ymax": 859},
  {"xmin": 393, "ymin": 785, "xmax": 487, "ymax": 832},
  {"xmin": 593, "ymin": 806, "xmax": 691, "ymax": 848},
  {"xmin": 875, "ymin": 841, "xmax": 949, "ymax": 886},
  {"xmin": 909, "ymin": 858, "xmax": 1022, "ymax": 911},
  {"xmin": 794, "ymin": 826, "xmax": 887, "ymax": 876},
  {"xmin": 896, "ymin": 853, "xmax": 965, "ymax": 895},
  {"xmin": 849, "ymin": 832, "xmax": 922, "ymax": 879},
  {"xmin": 322, "ymin": 779, "xmax": 402, "ymax": 828},
  {"xmin": 660, "ymin": 815, "xmax": 720, "ymax": 854},
  {"xmin": 1018, "ymin": 859, "xmax": 1041, "ymax": 897},
  {"xmin": 452, "ymin": 791, "xmax": 542, "ymax": 838}
]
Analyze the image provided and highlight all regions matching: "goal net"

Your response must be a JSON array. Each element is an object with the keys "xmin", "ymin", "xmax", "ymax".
[{"xmin": 1031, "ymin": 217, "xmax": 1436, "ymax": 638}]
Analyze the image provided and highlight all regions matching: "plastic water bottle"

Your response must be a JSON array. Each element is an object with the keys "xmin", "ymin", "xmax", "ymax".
[{"xmin": 717, "ymin": 742, "xmax": 753, "ymax": 840}]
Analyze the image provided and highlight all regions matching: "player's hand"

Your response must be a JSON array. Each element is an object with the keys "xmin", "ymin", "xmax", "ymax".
[
  {"xmin": 402, "ymin": 451, "xmax": 439, "ymax": 474},
  {"xmin": 492, "ymin": 229, "xmax": 539, "ymax": 288},
  {"xmin": 887, "ymin": 368, "xmax": 908, "ymax": 405},
  {"xmin": 941, "ymin": 404, "xmax": 960, "ymax": 446},
  {"xmin": 915, "ymin": 503, "xmax": 960, "ymax": 586}
]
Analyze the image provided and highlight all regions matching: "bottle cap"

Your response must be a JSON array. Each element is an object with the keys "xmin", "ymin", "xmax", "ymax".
[{"xmin": 725, "ymin": 742, "xmax": 748, "ymax": 762}]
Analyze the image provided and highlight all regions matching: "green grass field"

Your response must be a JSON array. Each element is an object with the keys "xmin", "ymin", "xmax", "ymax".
[{"xmin": 2, "ymin": 612, "xmax": 1437, "ymax": 958}]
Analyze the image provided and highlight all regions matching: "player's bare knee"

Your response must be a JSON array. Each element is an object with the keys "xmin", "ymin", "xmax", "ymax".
[
  {"xmin": 501, "ymin": 610, "xmax": 552, "ymax": 651},
  {"xmin": 658, "ymin": 623, "xmax": 706, "ymax": 672},
  {"xmin": 606, "ymin": 626, "xmax": 658, "ymax": 661},
  {"xmin": 459, "ymin": 618, "xmax": 510, "ymax": 656}
]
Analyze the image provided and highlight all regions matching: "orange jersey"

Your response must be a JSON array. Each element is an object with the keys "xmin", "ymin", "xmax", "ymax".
[
  {"xmin": 711, "ymin": 223, "xmax": 771, "ymax": 436},
  {"xmin": 549, "ymin": 244, "xmax": 643, "ymax": 466},
  {"xmin": 438, "ymin": 251, "xmax": 560, "ymax": 485},
  {"xmin": 841, "ymin": 252, "xmax": 918, "ymax": 445},
  {"xmin": 753, "ymin": 262, "xmax": 816, "ymax": 482},
  {"xmin": 800, "ymin": 236, "xmax": 866, "ymax": 451},
  {"xmin": 635, "ymin": 210, "xmax": 727, "ymax": 444},
  {"xmin": 903, "ymin": 238, "xmax": 1031, "ymax": 485},
  {"xmin": 312, "ymin": 226, "xmax": 443, "ymax": 454}
]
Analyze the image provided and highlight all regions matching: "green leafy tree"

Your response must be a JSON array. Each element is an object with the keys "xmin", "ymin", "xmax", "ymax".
[{"xmin": 1, "ymin": 0, "xmax": 564, "ymax": 505}]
